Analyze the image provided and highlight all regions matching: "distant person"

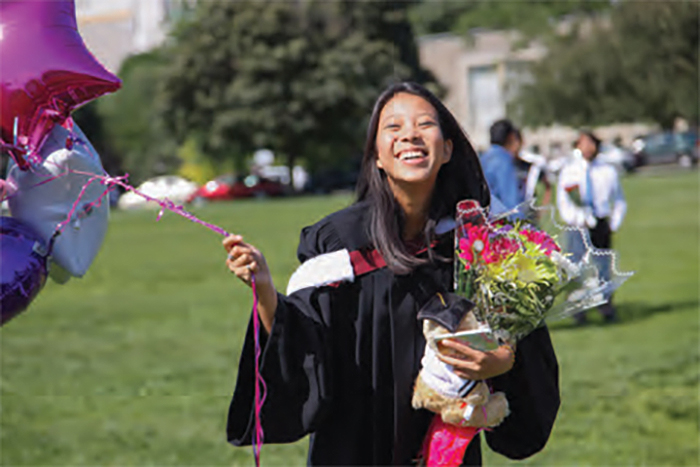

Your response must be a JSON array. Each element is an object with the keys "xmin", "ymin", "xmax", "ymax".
[
  {"xmin": 557, "ymin": 130, "xmax": 627, "ymax": 324},
  {"xmin": 513, "ymin": 130, "xmax": 552, "ymax": 207},
  {"xmin": 480, "ymin": 119, "xmax": 524, "ymax": 212},
  {"xmin": 292, "ymin": 165, "xmax": 309, "ymax": 192}
]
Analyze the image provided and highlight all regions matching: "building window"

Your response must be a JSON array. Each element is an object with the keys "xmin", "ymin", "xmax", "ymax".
[
  {"xmin": 504, "ymin": 60, "xmax": 533, "ymax": 122},
  {"xmin": 504, "ymin": 61, "xmax": 532, "ymax": 102},
  {"xmin": 164, "ymin": 0, "xmax": 196, "ymax": 24},
  {"xmin": 468, "ymin": 65, "xmax": 504, "ymax": 142}
]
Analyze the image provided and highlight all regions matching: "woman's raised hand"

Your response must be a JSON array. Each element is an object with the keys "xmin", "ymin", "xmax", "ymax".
[
  {"xmin": 223, "ymin": 234, "xmax": 277, "ymax": 332},
  {"xmin": 223, "ymin": 235, "xmax": 272, "ymax": 286}
]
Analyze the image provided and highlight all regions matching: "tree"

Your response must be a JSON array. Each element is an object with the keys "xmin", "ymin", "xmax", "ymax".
[
  {"xmin": 408, "ymin": 0, "xmax": 473, "ymax": 37},
  {"xmin": 408, "ymin": 0, "xmax": 610, "ymax": 38},
  {"xmin": 79, "ymin": 52, "xmax": 180, "ymax": 184},
  {"xmin": 343, "ymin": 1, "xmax": 434, "ymax": 85},
  {"xmin": 72, "ymin": 102, "xmax": 120, "ymax": 176},
  {"xmin": 176, "ymin": 136, "xmax": 217, "ymax": 184},
  {"xmin": 512, "ymin": 2, "xmax": 699, "ymax": 130},
  {"xmin": 158, "ymin": 0, "xmax": 433, "ymax": 173}
]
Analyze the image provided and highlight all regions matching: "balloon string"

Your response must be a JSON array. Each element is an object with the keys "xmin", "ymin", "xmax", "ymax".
[
  {"xmin": 251, "ymin": 272, "xmax": 267, "ymax": 467},
  {"xmin": 76, "ymin": 130, "xmax": 233, "ymax": 237},
  {"xmin": 1, "ymin": 164, "xmax": 77, "ymax": 204},
  {"xmin": 103, "ymin": 172, "xmax": 231, "ymax": 236},
  {"xmin": 4, "ymin": 131, "xmax": 266, "ymax": 462},
  {"xmin": 53, "ymin": 176, "xmax": 106, "ymax": 233},
  {"xmin": 54, "ymin": 138, "xmax": 263, "ymax": 460},
  {"xmin": 3, "ymin": 128, "xmax": 231, "ymax": 238},
  {"xmin": 4, "ymin": 168, "xmax": 231, "ymax": 239},
  {"xmin": 4, "ymin": 116, "xmax": 40, "ymax": 168}
]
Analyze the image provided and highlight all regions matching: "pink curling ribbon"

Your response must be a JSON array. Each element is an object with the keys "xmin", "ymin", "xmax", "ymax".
[
  {"xmin": 251, "ymin": 273, "xmax": 267, "ymax": 467},
  {"xmin": 2, "ymin": 139, "xmax": 231, "ymax": 239},
  {"xmin": 4, "ymin": 129, "xmax": 268, "ymax": 464},
  {"xmin": 48, "ymin": 174, "xmax": 111, "ymax": 250}
]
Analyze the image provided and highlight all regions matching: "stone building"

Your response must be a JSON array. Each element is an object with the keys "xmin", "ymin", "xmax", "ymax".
[{"xmin": 75, "ymin": 0, "xmax": 193, "ymax": 73}]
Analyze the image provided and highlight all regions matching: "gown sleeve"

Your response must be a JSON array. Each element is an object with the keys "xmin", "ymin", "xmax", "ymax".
[
  {"xmin": 226, "ymin": 219, "xmax": 343, "ymax": 446},
  {"xmin": 485, "ymin": 325, "xmax": 561, "ymax": 459}
]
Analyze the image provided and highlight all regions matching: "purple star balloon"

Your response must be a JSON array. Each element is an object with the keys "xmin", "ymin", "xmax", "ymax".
[{"xmin": 0, "ymin": 0, "xmax": 121, "ymax": 169}]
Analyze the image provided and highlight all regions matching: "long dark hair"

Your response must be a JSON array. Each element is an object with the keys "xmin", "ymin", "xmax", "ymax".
[{"xmin": 356, "ymin": 82, "xmax": 490, "ymax": 274}]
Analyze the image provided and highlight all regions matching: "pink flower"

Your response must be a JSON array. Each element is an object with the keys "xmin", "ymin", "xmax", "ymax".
[
  {"xmin": 520, "ymin": 229, "xmax": 561, "ymax": 255},
  {"xmin": 458, "ymin": 224, "xmax": 493, "ymax": 268},
  {"xmin": 458, "ymin": 237, "xmax": 474, "ymax": 264},
  {"xmin": 491, "ymin": 236, "xmax": 519, "ymax": 262}
]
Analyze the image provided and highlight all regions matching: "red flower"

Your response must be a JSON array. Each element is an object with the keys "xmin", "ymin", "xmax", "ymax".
[
  {"xmin": 520, "ymin": 229, "xmax": 561, "ymax": 255},
  {"xmin": 491, "ymin": 236, "xmax": 519, "ymax": 262}
]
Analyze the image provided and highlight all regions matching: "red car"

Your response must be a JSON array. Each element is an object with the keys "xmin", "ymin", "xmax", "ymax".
[{"xmin": 187, "ymin": 174, "xmax": 285, "ymax": 202}]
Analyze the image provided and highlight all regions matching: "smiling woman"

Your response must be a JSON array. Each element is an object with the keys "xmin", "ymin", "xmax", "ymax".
[
  {"xmin": 222, "ymin": 82, "xmax": 560, "ymax": 466},
  {"xmin": 375, "ymin": 93, "xmax": 452, "ymax": 183},
  {"xmin": 357, "ymin": 82, "xmax": 490, "ymax": 275}
]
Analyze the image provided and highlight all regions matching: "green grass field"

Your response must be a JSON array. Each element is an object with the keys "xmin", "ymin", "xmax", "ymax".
[{"xmin": 1, "ymin": 170, "xmax": 698, "ymax": 466}]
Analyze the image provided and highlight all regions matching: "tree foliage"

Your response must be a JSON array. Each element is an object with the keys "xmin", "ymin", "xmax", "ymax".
[
  {"xmin": 158, "ymin": 0, "xmax": 432, "ymax": 172},
  {"xmin": 74, "ymin": 52, "xmax": 180, "ymax": 184},
  {"xmin": 408, "ymin": 0, "xmax": 609, "ymax": 38},
  {"xmin": 512, "ymin": 2, "xmax": 699, "ymax": 129}
]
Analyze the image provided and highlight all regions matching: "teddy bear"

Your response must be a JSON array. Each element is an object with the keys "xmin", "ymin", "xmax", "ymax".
[{"xmin": 412, "ymin": 292, "xmax": 510, "ymax": 429}]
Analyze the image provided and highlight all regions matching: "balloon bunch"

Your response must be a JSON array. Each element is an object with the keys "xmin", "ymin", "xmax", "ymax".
[
  {"xmin": 1, "ymin": 0, "xmax": 121, "ymax": 325},
  {"xmin": 0, "ymin": 5, "xmax": 268, "ymax": 462}
]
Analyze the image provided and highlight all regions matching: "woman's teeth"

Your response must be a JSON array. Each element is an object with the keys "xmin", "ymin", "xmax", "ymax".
[{"xmin": 399, "ymin": 151, "xmax": 426, "ymax": 161}]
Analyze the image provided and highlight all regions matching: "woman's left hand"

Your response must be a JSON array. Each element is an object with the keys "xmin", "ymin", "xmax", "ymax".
[{"xmin": 436, "ymin": 340, "xmax": 515, "ymax": 380}]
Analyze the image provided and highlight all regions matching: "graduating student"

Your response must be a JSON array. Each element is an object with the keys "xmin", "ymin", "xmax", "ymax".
[{"xmin": 223, "ymin": 82, "xmax": 560, "ymax": 466}]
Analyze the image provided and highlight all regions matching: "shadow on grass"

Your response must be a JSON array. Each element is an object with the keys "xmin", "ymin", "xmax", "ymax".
[{"xmin": 550, "ymin": 299, "xmax": 699, "ymax": 331}]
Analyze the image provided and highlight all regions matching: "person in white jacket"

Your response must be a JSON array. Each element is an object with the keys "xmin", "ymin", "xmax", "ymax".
[{"xmin": 557, "ymin": 130, "xmax": 626, "ymax": 323}]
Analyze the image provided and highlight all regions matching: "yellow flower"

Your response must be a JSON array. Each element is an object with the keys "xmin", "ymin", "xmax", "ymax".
[{"xmin": 514, "ymin": 254, "xmax": 539, "ymax": 283}]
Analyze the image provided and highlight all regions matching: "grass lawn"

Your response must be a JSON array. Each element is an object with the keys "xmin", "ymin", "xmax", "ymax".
[{"xmin": 1, "ymin": 170, "xmax": 698, "ymax": 466}]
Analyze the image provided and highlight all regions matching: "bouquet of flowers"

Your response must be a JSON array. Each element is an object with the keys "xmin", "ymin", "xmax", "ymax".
[
  {"xmin": 453, "ymin": 199, "xmax": 612, "ymax": 345},
  {"xmin": 418, "ymin": 199, "xmax": 632, "ymax": 466}
]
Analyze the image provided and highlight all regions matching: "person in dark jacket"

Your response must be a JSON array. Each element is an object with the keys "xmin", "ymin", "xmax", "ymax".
[{"xmin": 223, "ymin": 82, "xmax": 560, "ymax": 466}]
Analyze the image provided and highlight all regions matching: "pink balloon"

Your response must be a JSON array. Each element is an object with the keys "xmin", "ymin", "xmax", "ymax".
[{"xmin": 0, "ymin": 0, "xmax": 121, "ymax": 170}]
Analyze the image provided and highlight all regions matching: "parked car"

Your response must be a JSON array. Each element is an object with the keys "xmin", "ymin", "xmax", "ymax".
[
  {"xmin": 631, "ymin": 131, "xmax": 698, "ymax": 168},
  {"xmin": 230, "ymin": 174, "xmax": 286, "ymax": 198},
  {"xmin": 118, "ymin": 175, "xmax": 198, "ymax": 210},
  {"xmin": 188, "ymin": 174, "xmax": 236, "ymax": 202},
  {"xmin": 186, "ymin": 174, "xmax": 286, "ymax": 203}
]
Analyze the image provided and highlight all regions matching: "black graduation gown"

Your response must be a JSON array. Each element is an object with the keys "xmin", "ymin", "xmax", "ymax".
[{"xmin": 227, "ymin": 202, "xmax": 560, "ymax": 466}]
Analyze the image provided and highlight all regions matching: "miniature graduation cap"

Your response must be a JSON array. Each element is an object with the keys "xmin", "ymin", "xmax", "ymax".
[{"xmin": 417, "ymin": 292, "xmax": 476, "ymax": 333}]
